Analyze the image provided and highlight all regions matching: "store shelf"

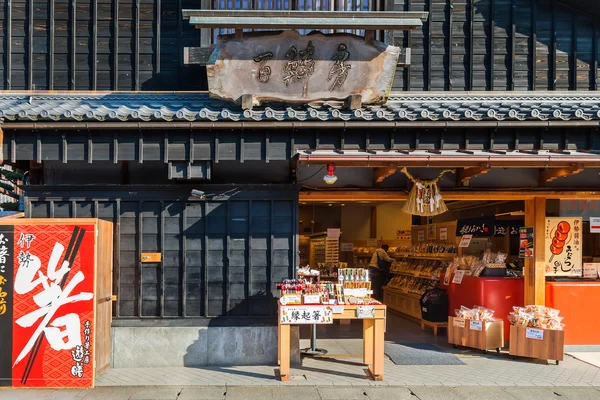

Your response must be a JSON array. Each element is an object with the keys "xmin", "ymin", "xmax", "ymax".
[
  {"xmin": 383, "ymin": 286, "xmax": 422, "ymax": 319},
  {"xmin": 383, "ymin": 285, "xmax": 423, "ymax": 298},
  {"xmin": 393, "ymin": 255, "xmax": 455, "ymax": 261},
  {"xmin": 390, "ymin": 271, "xmax": 440, "ymax": 280}
]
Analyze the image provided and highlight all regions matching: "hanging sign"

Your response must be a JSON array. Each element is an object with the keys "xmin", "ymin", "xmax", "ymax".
[
  {"xmin": 439, "ymin": 227, "xmax": 448, "ymax": 240},
  {"xmin": 584, "ymin": 263, "xmax": 599, "ymax": 279},
  {"xmin": 280, "ymin": 306, "xmax": 333, "ymax": 324},
  {"xmin": 327, "ymin": 228, "xmax": 341, "ymax": 239},
  {"xmin": 417, "ymin": 230, "xmax": 425, "ymax": 242},
  {"xmin": 459, "ymin": 235, "xmax": 473, "ymax": 248},
  {"xmin": 544, "ymin": 218, "xmax": 583, "ymax": 277},
  {"xmin": 590, "ymin": 217, "xmax": 600, "ymax": 233},
  {"xmin": 427, "ymin": 224, "xmax": 437, "ymax": 240},
  {"xmin": 340, "ymin": 243, "xmax": 354, "ymax": 252},
  {"xmin": 456, "ymin": 217, "xmax": 495, "ymax": 237},
  {"xmin": 494, "ymin": 220, "xmax": 522, "ymax": 237},
  {"xmin": 452, "ymin": 270, "xmax": 465, "ymax": 284},
  {"xmin": 519, "ymin": 227, "xmax": 534, "ymax": 258},
  {"xmin": 206, "ymin": 30, "xmax": 403, "ymax": 106},
  {"xmin": 366, "ymin": 238, "xmax": 378, "ymax": 247}
]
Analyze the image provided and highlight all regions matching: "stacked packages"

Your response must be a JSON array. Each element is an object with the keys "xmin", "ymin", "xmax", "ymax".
[
  {"xmin": 508, "ymin": 305, "xmax": 565, "ymax": 330},
  {"xmin": 455, "ymin": 305, "xmax": 496, "ymax": 322}
]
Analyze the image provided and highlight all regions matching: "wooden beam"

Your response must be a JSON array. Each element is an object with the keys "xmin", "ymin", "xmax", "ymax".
[
  {"xmin": 299, "ymin": 159, "xmax": 600, "ymax": 169},
  {"xmin": 524, "ymin": 197, "xmax": 546, "ymax": 306},
  {"xmin": 374, "ymin": 163, "xmax": 398, "ymax": 184},
  {"xmin": 299, "ymin": 190, "xmax": 600, "ymax": 202},
  {"xmin": 539, "ymin": 163, "xmax": 584, "ymax": 186},
  {"xmin": 456, "ymin": 163, "xmax": 491, "ymax": 186}
]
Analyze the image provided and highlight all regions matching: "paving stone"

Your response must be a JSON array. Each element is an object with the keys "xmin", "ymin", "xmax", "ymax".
[
  {"xmin": 79, "ymin": 387, "xmax": 143, "ymax": 400},
  {"xmin": 362, "ymin": 387, "xmax": 414, "ymax": 399},
  {"xmin": 179, "ymin": 387, "xmax": 227, "ymax": 399},
  {"xmin": 128, "ymin": 387, "xmax": 182, "ymax": 399},
  {"xmin": 317, "ymin": 387, "xmax": 366, "ymax": 399},
  {"xmin": 411, "ymin": 387, "xmax": 516, "ymax": 400},
  {"xmin": 271, "ymin": 387, "xmax": 321, "ymax": 400},
  {"xmin": 552, "ymin": 387, "xmax": 600, "ymax": 399},
  {"xmin": 225, "ymin": 387, "xmax": 274, "ymax": 400},
  {"xmin": 0, "ymin": 390, "xmax": 86, "ymax": 400},
  {"xmin": 501, "ymin": 387, "xmax": 559, "ymax": 399}
]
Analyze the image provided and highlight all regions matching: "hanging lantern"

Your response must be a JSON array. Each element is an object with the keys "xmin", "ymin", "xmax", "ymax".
[
  {"xmin": 323, "ymin": 163, "xmax": 338, "ymax": 185},
  {"xmin": 400, "ymin": 167, "xmax": 455, "ymax": 216}
]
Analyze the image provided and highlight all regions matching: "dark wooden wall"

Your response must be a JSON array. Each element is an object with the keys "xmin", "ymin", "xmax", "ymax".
[
  {"xmin": 393, "ymin": 0, "xmax": 599, "ymax": 91},
  {"xmin": 25, "ymin": 186, "xmax": 298, "ymax": 318},
  {"xmin": 1, "ymin": 0, "xmax": 597, "ymax": 91}
]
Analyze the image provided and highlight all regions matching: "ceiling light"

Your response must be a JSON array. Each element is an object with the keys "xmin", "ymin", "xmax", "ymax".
[{"xmin": 323, "ymin": 163, "xmax": 338, "ymax": 185}]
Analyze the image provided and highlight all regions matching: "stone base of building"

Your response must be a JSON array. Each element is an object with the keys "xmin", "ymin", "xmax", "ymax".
[{"xmin": 111, "ymin": 326, "xmax": 300, "ymax": 368}]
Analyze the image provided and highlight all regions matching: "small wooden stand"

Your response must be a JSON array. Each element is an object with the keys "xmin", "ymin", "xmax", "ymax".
[
  {"xmin": 278, "ymin": 303, "xmax": 387, "ymax": 382},
  {"xmin": 508, "ymin": 325, "xmax": 564, "ymax": 365},
  {"xmin": 421, "ymin": 319, "xmax": 448, "ymax": 336},
  {"xmin": 448, "ymin": 317, "xmax": 504, "ymax": 352}
]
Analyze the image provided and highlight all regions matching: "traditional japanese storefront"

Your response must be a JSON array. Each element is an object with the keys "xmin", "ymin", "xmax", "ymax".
[{"xmin": 1, "ymin": 0, "xmax": 600, "ymax": 375}]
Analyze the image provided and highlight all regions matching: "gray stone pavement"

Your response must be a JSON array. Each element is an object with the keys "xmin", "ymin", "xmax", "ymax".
[
  {"xmin": 1, "ymin": 386, "xmax": 600, "ymax": 400},
  {"xmin": 93, "ymin": 350, "xmax": 600, "ymax": 387}
]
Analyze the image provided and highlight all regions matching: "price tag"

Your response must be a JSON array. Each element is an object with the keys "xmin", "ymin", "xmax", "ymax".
[
  {"xmin": 590, "ymin": 217, "xmax": 600, "ymax": 233},
  {"xmin": 439, "ymin": 227, "xmax": 448, "ymax": 240},
  {"xmin": 469, "ymin": 320, "xmax": 483, "ymax": 331},
  {"xmin": 584, "ymin": 263, "xmax": 599, "ymax": 279},
  {"xmin": 452, "ymin": 270, "xmax": 465, "ymax": 284},
  {"xmin": 303, "ymin": 294, "xmax": 321, "ymax": 304},
  {"xmin": 459, "ymin": 234, "xmax": 473, "ymax": 248},
  {"xmin": 356, "ymin": 306, "xmax": 375, "ymax": 319},
  {"xmin": 453, "ymin": 317, "xmax": 465, "ymax": 328},
  {"xmin": 332, "ymin": 306, "xmax": 344, "ymax": 314},
  {"xmin": 417, "ymin": 230, "xmax": 425, "ymax": 242},
  {"xmin": 340, "ymin": 243, "xmax": 354, "ymax": 252},
  {"xmin": 525, "ymin": 328, "xmax": 544, "ymax": 340}
]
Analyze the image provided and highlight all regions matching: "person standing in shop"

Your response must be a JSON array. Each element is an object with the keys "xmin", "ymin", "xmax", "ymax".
[{"xmin": 368, "ymin": 244, "xmax": 394, "ymax": 300}]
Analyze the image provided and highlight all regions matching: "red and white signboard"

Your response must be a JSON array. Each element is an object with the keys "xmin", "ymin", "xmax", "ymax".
[{"xmin": 0, "ymin": 224, "xmax": 95, "ymax": 388}]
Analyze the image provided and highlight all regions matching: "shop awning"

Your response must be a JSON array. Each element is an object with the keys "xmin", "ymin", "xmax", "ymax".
[{"xmin": 295, "ymin": 150, "xmax": 600, "ymax": 168}]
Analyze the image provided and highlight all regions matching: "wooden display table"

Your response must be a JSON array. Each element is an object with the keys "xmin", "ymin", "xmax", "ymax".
[{"xmin": 277, "ymin": 303, "xmax": 387, "ymax": 382}]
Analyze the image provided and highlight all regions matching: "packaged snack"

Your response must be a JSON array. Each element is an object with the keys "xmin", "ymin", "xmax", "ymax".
[{"xmin": 508, "ymin": 305, "xmax": 564, "ymax": 330}]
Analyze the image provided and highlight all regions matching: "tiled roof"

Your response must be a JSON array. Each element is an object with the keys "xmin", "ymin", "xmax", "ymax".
[{"xmin": 2, "ymin": 92, "xmax": 600, "ymax": 123}]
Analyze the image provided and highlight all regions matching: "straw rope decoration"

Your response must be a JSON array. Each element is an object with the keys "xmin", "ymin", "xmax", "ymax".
[{"xmin": 400, "ymin": 167, "xmax": 455, "ymax": 216}]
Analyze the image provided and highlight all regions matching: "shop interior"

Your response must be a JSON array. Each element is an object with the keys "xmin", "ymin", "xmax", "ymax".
[{"xmin": 296, "ymin": 199, "xmax": 600, "ymax": 356}]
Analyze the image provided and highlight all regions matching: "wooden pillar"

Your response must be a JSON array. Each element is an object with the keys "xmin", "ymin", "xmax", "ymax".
[{"xmin": 524, "ymin": 197, "xmax": 546, "ymax": 305}]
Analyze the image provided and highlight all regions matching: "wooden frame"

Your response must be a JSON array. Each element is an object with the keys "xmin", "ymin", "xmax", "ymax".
[
  {"xmin": 508, "ymin": 325, "xmax": 564, "ymax": 363},
  {"xmin": 277, "ymin": 304, "xmax": 387, "ymax": 381},
  {"xmin": 448, "ymin": 317, "xmax": 504, "ymax": 352}
]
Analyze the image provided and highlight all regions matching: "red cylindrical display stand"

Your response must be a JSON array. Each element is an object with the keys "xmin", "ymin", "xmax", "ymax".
[{"xmin": 441, "ymin": 275, "xmax": 524, "ymax": 340}]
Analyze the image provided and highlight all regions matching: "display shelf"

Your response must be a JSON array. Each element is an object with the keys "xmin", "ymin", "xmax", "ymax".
[
  {"xmin": 394, "ymin": 255, "xmax": 455, "ymax": 261},
  {"xmin": 383, "ymin": 286, "xmax": 422, "ymax": 319},
  {"xmin": 391, "ymin": 271, "xmax": 440, "ymax": 280}
]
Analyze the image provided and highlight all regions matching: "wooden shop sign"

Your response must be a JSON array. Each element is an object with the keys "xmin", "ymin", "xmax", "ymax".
[{"xmin": 206, "ymin": 30, "xmax": 401, "ymax": 107}]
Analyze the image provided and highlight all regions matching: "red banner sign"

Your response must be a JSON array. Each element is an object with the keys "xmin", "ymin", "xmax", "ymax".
[{"xmin": 2, "ymin": 224, "xmax": 96, "ymax": 388}]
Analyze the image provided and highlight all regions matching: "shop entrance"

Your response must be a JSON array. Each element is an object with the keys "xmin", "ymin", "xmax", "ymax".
[{"xmin": 297, "ymin": 199, "xmax": 530, "ymax": 359}]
